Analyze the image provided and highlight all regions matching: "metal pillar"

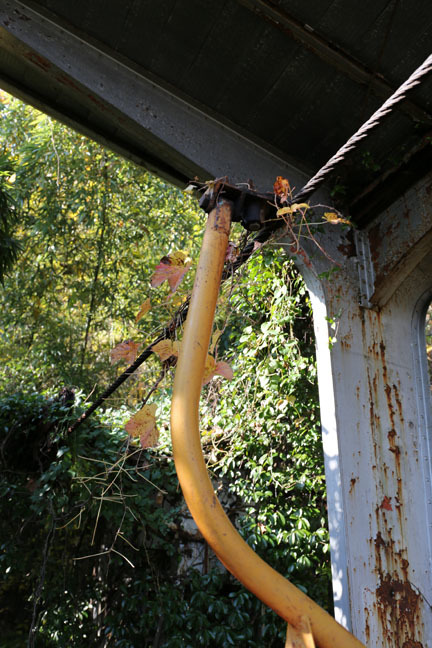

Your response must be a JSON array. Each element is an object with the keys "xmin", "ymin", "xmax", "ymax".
[{"xmin": 286, "ymin": 171, "xmax": 432, "ymax": 646}]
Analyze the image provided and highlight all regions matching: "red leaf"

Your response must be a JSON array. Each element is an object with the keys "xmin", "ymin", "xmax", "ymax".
[
  {"xmin": 151, "ymin": 259, "xmax": 191, "ymax": 293},
  {"xmin": 273, "ymin": 176, "xmax": 291, "ymax": 201},
  {"xmin": 110, "ymin": 340, "xmax": 141, "ymax": 364},
  {"xmin": 202, "ymin": 355, "xmax": 233, "ymax": 385}
]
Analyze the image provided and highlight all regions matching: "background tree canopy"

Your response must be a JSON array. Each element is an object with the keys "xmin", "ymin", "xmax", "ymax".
[{"xmin": 0, "ymin": 92, "xmax": 331, "ymax": 647}]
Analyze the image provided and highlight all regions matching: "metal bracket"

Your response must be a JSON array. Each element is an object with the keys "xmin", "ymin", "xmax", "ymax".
[
  {"xmin": 354, "ymin": 229, "xmax": 376, "ymax": 308},
  {"xmin": 188, "ymin": 178, "xmax": 278, "ymax": 232}
]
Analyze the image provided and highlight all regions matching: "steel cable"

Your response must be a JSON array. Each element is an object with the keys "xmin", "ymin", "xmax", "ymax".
[
  {"xmin": 293, "ymin": 53, "xmax": 432, "ymax": 203},
  {"xmin": 69, "ymin": 53, "xmax": 432, "ymax": 432}
]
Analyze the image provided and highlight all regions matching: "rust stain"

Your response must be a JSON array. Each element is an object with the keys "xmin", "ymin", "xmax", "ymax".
[
  {"xmin": 376, "ymin": 575, "xmax": 421, "ymax": 644},
  {"xmin": 380, "ymin": 496, "xmax": 393, "ymax": 511},
  {"xmin": 393, "ymin": 382, "xmax": 404, "ymax": 423},
  {"xmin": 364, "ymin": 606, "xmax": 370, "ymax": 643},
  {"xmin": 349, "ymin": 476, "xmax": 357, "ymax": 494},
  {"xmin": 340, "ymin": 331, "xmax": 352, "ymax": 350},
  {"xmin": 337, "ymin": 230, "xmax": 356, "ymax": 257},
  {"xmin": 24, "ymin": 50, "xmax": 51, "ymax": 72},
  {"xmin": 56, "ymin": 72, "xmax": 83, "ymax": 93},
  {"xmin": 374, "ymin": 531, "xmax": 386, "ymax": 550}
]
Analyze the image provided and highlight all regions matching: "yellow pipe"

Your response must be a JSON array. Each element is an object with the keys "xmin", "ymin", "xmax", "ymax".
[{"xmin": 171, "ymin": 200, "xmax": 365, "ymax": 648}]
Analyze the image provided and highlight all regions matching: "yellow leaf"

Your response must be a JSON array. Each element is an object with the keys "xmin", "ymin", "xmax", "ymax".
[
  {"xmin": 202, "ymin": 355, "xmax": 216, "ymax": 384},
  {"xmin": 210, "ymin": 328, "xmax": 222, "ymax": 354},
  {"xmin": 323, "ymin": 212, "xmax": 352, "ymax": 225},
  {"xmin": 135, "ymin": 298, "xmax": 151, "ymax": 323},
  {"xmin": 7, "ymin": 173, "xmax": 16, "ymax": 184},
  {"xmin": 277, "ymin": 203, "xmax": 309, "ymax": 217},
  {"xmin": 170, "ymin": 293, "xmax": 188, "ymax": 308},
  {"xmin": 169, "ymin": 250, "xmax": 189, "ymax": 266},
  {"xmin": 172, "ymin": 341, "xmax": 181, "ymax": 357},
  {"xmin": 290, "ymin": 202, "xmax": 309, "ymax": 211},
  {"xmin": 152, "ymin": 339, "xmax": 181, "ymax": 361},
  {"xmin": 152, "ymin": 340, "xmax": 175, "ymax": 361},
  {"xmin": 125, "ymin": 403, "xmax": 159, "ymax": 448}
]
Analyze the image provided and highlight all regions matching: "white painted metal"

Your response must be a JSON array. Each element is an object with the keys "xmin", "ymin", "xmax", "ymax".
[{"xmin": 282, "ymin": 172, "xmax": 432, "ymax": 646}]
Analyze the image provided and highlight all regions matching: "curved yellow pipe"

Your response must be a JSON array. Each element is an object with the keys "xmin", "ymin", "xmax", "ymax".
[{"xmin": 171, "ymin": 200, "xmax": 365, "ymax": 648}]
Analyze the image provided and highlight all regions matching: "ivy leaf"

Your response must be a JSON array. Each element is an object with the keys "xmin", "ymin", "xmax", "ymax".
[
  {"xmin": 110, "ymin": 339, "xmax": 141, "ymax": 364},
  {"xmin": 151, "ymin": 251, "xmax": 192, "ymax": 293},
  {"xmin": 125, "ymin": 403, "xmax": 159, "ymax": 448},
  {"xmin": 135, "ymin": 298, "xmax": 151, "ymax": 323},
  {"xmin": 203, "ymin": 355, "xmax": 233, "ymax": 384},
  {"xmin": 323, "ymin": 212, "xmax": 352, "ymax": 225}
]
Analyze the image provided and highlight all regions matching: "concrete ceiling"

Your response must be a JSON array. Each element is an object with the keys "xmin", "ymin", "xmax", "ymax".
[{"xmin": 0, "ymin": 0, "xmax": 431, "ymax": 224}]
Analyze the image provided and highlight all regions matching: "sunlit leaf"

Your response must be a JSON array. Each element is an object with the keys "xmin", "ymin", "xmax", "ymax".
[
  {"xmin": 323, "ymin": 212, "xmax": 352, "ymax": 225},
  {"xmin": 151, "ymin": 252, "xmax": 192, "ymax": 293},
  {"xmin": 277, "ymin": 203, "xmax": 309, "ymax": 217},
  {"xmin": 170, "ymin": 292, "xmax": 188, "ymax": 308},
  {"xmin": 203, "ymin": 354, "xmax": 233, "ymax": 384},
  {"xmin": 125, "ymin": 403, "xmax": 159, "ymax": 448},
  {"xmin": 135, "ymin": 298, "xmax": 151, "ymax": 323},
  {"xmin": 169, "ymin": 250, "xmax": 190, "ymax": 266},
  {"xmin": 214, "ymin": 360, "xmax": 233, "ymax": 381},
  {"xmin": 210, "ymin": 328, "xmax": 222, "ymax": 354},
  {"xmin": 152, "ymin": 339, "xmax": 181, "ymax": 361},
  {"xmin": 110, "ymin": 339, "xmax": 141, "ymax": 364},
  {"xmin": 273, "ymin": 176, "xmax": 291, "ymax": 199}
]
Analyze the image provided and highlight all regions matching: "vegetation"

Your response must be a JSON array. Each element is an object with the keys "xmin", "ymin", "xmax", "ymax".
[{"xmin": 0, "ymin": 92, "xmax": 330, "ymax": 646}]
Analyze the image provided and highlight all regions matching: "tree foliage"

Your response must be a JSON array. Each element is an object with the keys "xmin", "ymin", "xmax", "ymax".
[
  {"xmin": 0, "ymin": 92, "xmax": 331, "ymax": 646},
  {"xmin": 0, "ymin": 91, "xmax": 202, "ymax": 393}
]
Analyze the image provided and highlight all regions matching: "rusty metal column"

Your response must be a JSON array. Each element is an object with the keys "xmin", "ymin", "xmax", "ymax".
[{"xmin": 284, "ymin": 171, "xmax": 432, "ymax": 646}]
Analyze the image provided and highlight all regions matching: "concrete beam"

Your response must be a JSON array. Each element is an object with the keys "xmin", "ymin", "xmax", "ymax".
[{"xmin": 0, "ymin": 0, "xmax": 307, "ymax": 192}]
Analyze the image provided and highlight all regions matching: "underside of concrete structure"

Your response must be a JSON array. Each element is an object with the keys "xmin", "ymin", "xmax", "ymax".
[{"xmin": 1, "ymin": 1, "xmax": 432, "ymax": 645}]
